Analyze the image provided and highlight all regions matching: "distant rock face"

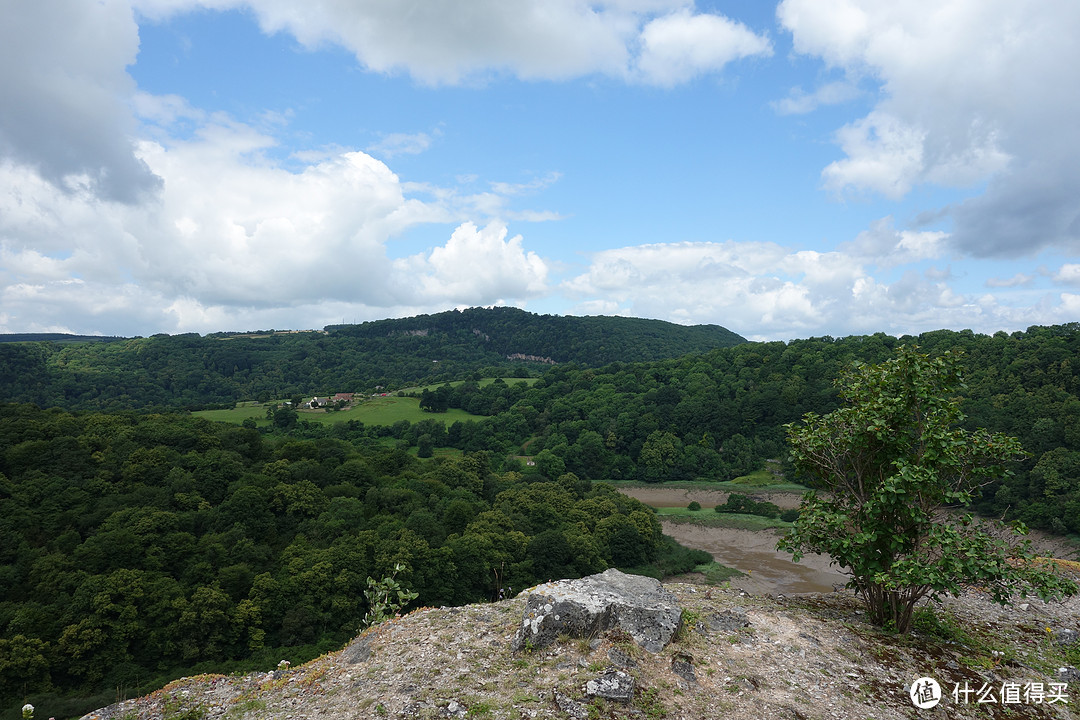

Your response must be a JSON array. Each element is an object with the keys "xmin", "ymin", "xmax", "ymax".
[{"xmin": 511, "ymin": 569, "xmax": 682, "ymax": 653}]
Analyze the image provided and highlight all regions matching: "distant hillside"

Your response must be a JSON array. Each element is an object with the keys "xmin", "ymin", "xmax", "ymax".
[
  {"xmin": 0, "ymin": 333, "xmax": 124, "ymax": 344},
  {"xmin": 326, "ymin": 307, "xmax": 745, "ymax": 365},
  {"xmin": 0, "ymin": 308, "xmax": 744, "ymax": 411}
]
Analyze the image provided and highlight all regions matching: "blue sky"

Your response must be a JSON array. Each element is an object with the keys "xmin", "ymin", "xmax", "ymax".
[{"xmin": 2, "ymin": 1, "xmax": 1079, "ymax": 341}]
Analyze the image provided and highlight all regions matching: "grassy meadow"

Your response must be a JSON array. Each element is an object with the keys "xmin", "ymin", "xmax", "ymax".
[
  {"xmin": 609, "ymin": 477, "xmax": 809, "ymax": 494},
  {"xmin": 652, "ymin": 506, "xmax": 794, "ymax": 531},
  {"xmin": 193, "ymin": 377, "xmax": 538, "ymax": 428}
]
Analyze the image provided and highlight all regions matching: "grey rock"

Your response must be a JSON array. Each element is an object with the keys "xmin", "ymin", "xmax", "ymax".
[
  {"xmin": 585, "ymin": 670, "xmax": 635, "ymax": 703},
  {"xmin": 512, "ymin": 569, "xmax": 682, "ymax": 653},
  {"xmin": 553, "ymin": 690, "xmax": 588, "ymax": 720},
  {"xmin": 1059, "ymin": 666, "xmax": 1080, "ymax": 684},
  {"xmin": 342, "ymin": 635, "xmax": 373, "ymax": 664},
  {"xmin": 705, "ymin": 610, "xmax": 750, "ymax": 634},
  {"xmin": 1053, "ymin": 628, "xmax": 1078, "ymax": 647},
  {"xmin": 440, "ymin": 699, "xmax": 467, "ymax": 718},
  {"xmin": 608, "ymin": 646, "xmax": 637, "ymax": 668},
  {"xmin": 671, "ymin": 654, "xmax": 697, "ymax": 685}
]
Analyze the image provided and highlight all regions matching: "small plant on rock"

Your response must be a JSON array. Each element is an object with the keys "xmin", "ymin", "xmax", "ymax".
[{"xmin": 360, "ymin": 562, "xmax": 419, "ymax": 631}]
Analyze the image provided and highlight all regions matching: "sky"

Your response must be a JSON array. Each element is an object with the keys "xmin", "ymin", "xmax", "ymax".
[{"xmin": 2, "ymin": 1, "xmax": 1079, "ymax": 342}]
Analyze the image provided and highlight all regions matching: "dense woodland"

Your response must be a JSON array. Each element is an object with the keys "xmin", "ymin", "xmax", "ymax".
[
  {"xmin": 0, "ymin": 407, "xmax": 687, "ymax": 717},
  {"xmin": 392, "ymin": 324, "xmax": 1080, "ymax": 536},
  {"xmin": 3, "ymin": 310, "xmax": 1080, "ymax": 718}
]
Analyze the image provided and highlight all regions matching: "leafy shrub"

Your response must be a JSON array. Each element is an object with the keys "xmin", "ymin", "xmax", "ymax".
[
  {"xmin": 687, "ymin": 501, "xmax": 701, "ymax": 511},
  {"xmin": 623, "ymin": 536, "xmax": 712, "ymax": 579},
  {"xmin": 779, "ymin": 508, "xmax": 800, "ymax": 523},
  {"xmin": 360, "ymin": 563, "xmax": 419, "ymax": 630},
  {"xmin": 714, "ymin": 493, "xmax": 780, "ymax": 519}
]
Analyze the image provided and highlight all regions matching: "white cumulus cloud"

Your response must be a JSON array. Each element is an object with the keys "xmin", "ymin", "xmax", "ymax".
[
  {"xmin": 634, "ymin": 9, "xmax": 773, "ymax": 85},
  {"xmin": 0, "ymin": 104, "xmax": 553, "ymax": 334},
  {"xmin": 133, "ymin": 0, "xmax": 769, "ymax": 86},
  {"xmin": 0, "ymin": 0, "xmax": 159, "ymax": 202},
  {"xmin": 394, "ymin": 222, "xmax": 549, "ymax": 305},
  {"xmin": 561, "ymin": 234, "xmax": 1079, "ymax": 340}
]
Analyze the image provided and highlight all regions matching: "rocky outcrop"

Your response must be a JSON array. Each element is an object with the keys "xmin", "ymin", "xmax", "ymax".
[
  {"xmin": 512, "ymin": 568, "xmax": 682, "ymax": 653},
  {"xmin": 505, "ymin": 352, "xmax": 555, "ymax": 364},
  {"xmin": 76, "ymin": 578, "xmax": 1080, "ymax": 720}
]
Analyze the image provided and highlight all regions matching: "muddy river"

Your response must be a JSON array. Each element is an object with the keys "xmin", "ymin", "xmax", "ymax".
[{"xmin": 619, "ymin": 487, "xmax": 847, "ymax": 595}]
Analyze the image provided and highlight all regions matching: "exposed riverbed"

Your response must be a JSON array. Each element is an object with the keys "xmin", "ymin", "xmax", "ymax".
[
  {"xmin": 659, "ymin": 521, "xmax": 846, "ymax": 595},
  {"xmin": 619, "ymin": 486, "xmax": 847, "ymax": 595}
]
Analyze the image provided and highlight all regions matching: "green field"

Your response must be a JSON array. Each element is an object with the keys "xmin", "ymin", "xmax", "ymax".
[
  {"xmin": 653, "ymin": 506, "xmax": 794, "ymax": 531},
  {"xmin": 607, "ymin": 478, "xmax": 809, "ymax": 493},
  {"xmin": 194, "ymin": 396, "xmax": 486, "ymax": 427}
]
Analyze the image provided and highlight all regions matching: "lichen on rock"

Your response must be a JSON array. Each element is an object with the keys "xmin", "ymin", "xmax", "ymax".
[{"xmin": 511, "ymin": 568, "xmax": 682, "ymax": 653}]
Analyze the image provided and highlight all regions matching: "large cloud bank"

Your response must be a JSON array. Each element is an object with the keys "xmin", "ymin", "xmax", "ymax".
[{"xmin": 1, "ymin": 0, "xmax": 1079, "ymax": 339}]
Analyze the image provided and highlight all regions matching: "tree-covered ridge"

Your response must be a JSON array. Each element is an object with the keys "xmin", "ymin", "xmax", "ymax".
[
  {"xmin": 327, "ymin": 306, "xmax": 745, "ymax": 364},
  {"xmin": 0, "ymin": 334, "xmax": 124, "ymax": 344},
  {"xmin": 0, "ymin": 404, "xmax": 669, "ymax": 714},
  {"xmin": 379, "ymin": 325, "xmax": 1080, "ymax": 536},
  {"xmin": 0, "ymin": 308, "xmax": 745, "ymax": 411}
]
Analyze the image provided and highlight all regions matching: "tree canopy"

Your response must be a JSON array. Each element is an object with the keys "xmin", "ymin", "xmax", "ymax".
[{"xmin": 0, "ymin": 404, "xmax": 672, "ymax": 716}]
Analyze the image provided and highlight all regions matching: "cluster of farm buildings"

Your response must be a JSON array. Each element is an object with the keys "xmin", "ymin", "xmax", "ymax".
[{"xmin": 297, "ymin": 389, "xmax": 393, "ymax": 409}]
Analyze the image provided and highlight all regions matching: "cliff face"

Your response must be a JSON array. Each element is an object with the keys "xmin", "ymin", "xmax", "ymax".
[{"xmin": 81, "ymin": 581, "xmax": 1079, "ymax": 720}]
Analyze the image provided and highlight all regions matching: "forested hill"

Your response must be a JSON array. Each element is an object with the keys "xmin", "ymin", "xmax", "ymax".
[
  {"xmin": 0, "ymin": 308, "xmax": 745, "ymax": 411},
  {"xmin": 0, "ymin": 334, "xmax": 124, "ymax": 344},
  {"xmin": 325, "ymin": 306, "xmax": 744, "ymax": 364}
]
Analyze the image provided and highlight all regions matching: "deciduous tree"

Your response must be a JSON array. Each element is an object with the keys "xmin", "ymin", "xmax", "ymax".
[{"xmin": 778, "ymin": 347, "xmax": 1077, "ymax": 633}]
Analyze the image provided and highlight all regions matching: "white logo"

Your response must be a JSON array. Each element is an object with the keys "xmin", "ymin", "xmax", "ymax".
[{"xmin": 911, "ymin": 677, "xmax": 942, "ymax": 709}]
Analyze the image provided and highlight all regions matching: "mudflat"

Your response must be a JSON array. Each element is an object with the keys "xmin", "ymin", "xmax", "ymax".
[
  {"xmin": 659, "ymin": 520, "xmax": 846, "ymax": 595},
  {"xmin": 619, "ymin": 485, "xmax": 846, "ymax": 595}
]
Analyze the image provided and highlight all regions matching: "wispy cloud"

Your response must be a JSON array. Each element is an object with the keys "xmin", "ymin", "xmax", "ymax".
[
  {"xmin": 366, "ymin": 130, "xmax": 439, "ymax": 159},
  {"xmin": 771, "ymin": 81, "xmax": 858, "ymax": 115}
]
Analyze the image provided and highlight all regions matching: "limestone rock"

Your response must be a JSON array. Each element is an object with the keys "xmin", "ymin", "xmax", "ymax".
[
  {"xmin": 342, "ymin": 635, "xmax": 373, "ymax": 664},
  {"xmin": 512, "ymin": 569, "xmax": 681, "ymax": 653},
  {"xmin": 585, "ymin": 670, "xmax": 635, "ymax": 702},
  {"xmin": 608, "ymin": 646, "xmax": 637, "ymax": 668},
  {"xmin": 671, "ymin": 653, "xmax": 697, "ymax": 685},
  {"xmin": 553, "ymin": 690, "xmax": 588, "ymax": 719}
]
